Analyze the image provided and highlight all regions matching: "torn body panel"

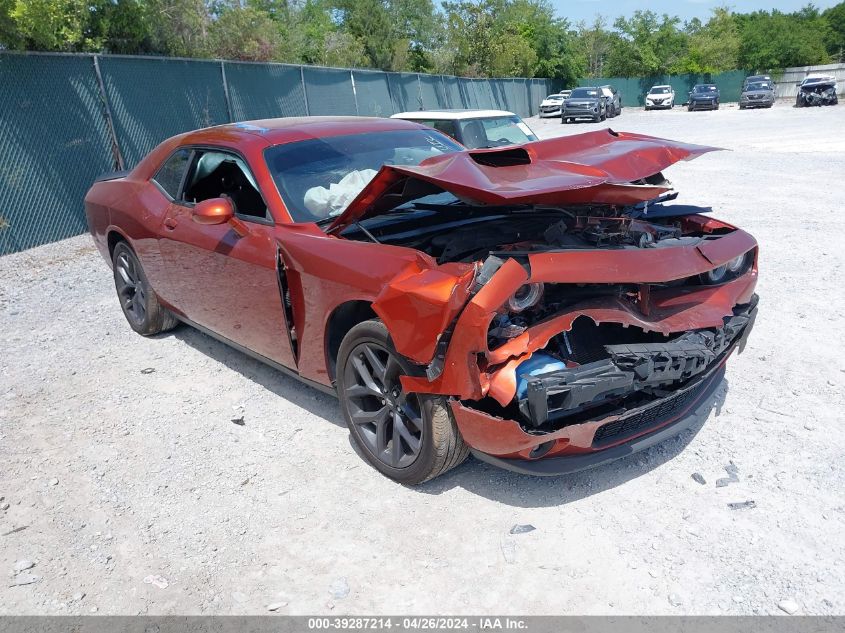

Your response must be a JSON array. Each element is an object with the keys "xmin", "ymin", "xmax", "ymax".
[{"xmin": 328, "ymin": 129, "xmax": 719, "ymax": 233}]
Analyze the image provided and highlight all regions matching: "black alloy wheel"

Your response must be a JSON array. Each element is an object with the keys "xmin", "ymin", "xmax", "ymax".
[
  {"xmin": 336, "ymin": 320, "xmax": 468, "ymax": 484},
  {"xmin": 114, "ymin": 247, "xmax": 147, "ymax": 328},
  {"xmin": 112, "ymin": 241, "xmax": 179, "ymax": 336},
  {"xmin": 343, "ymin": 340, "xmax": 424, "ymax": 469}
]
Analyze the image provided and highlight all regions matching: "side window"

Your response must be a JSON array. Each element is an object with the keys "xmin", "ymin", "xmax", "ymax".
[
  {"xmin": 183, "ymin": 150, "xmax": 269, "ymax": 221},
  {"xmin": 412, "ymin": 119, "xmax": 457, "ymax": 141},
  {"xmin": 153, "ymin": 149, "xmax": 191, "ymax": 199}
]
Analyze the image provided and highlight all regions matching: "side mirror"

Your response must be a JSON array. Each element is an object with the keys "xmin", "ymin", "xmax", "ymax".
[{"xmin": 192, "ymin": 197, "xmax": 234, "ymax": 225}]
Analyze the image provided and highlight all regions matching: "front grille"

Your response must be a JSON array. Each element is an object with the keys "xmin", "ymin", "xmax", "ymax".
[{"xmin": 591, "ymin": 373, "xmax": 711, "ymax": 447}]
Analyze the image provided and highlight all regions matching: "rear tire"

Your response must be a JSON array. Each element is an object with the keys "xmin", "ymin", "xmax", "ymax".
[
  {"xmin": 112, "ymin": 242, "xmax": 179, "ymax": 336},
  {"xmin": 336, "ymin": 320, "xmax": 468, "ymax": 485}
]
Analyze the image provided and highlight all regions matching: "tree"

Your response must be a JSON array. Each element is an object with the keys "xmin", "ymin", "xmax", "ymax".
[
  {"xmin": 605, "ymin": 10, "xmax": 687, "ymax": 77},
  {"xmin": 146, "ymin": 0, "xmax": 210, "ymax": 58},
  {"xmin": 321, "ymin": 30, "xmax": 368, "ymax": 67},
  {"xmin": 91, "ymin": 0, "xmax": 153, "ymax": 54},
  {"xmin": 209, "ymin": 5, "xmax": 288, "ymax": 61},
  {"xmin": 824, "ymin": 1, "xmax": 845, "ymax": 61},
  {"xmin": 736, "ymin": 8, "xmax": 830, "ymax": 70},
  {"xmin": 332, "ymin": 0, "xmax": 394, "ymax": 69},
  {"xmin": 9, "ymin": 0, "xmax": 103, "ymax": 50},
  {"xmin": 574, "ymin": 16, "xmax": 614, "ymax": 78},
  {"xmin": 676, "ymin": 7, "xmax": 740, "ymax": 74}
]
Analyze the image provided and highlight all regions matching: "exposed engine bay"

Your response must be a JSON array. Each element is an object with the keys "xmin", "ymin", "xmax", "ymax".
[{"xmin": 343, "ymin": 190, "xmax": 713, "ymax": 265}]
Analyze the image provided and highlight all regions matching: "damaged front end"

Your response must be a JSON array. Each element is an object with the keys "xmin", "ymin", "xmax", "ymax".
[{"xmin": 335, "ymin": 129, "xmax": 759, "ymax": 474}]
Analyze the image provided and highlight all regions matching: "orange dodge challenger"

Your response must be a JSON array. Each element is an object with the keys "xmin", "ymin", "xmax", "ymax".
[{"xmin": 85, "ymin": 117, "xmax": 758, "ymax": 484}]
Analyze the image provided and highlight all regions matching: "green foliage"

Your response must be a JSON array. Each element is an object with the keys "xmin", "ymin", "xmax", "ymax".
[
  {"xmin": 1, "ymin": 0, "xmax": 843, "ymax": 80},
  {"xmin": 678, "ymin": 8, "xmax": 740, "ymax": 74},
  {"xmin": 736, "ymin": 7, "xmax": 831, "ymax": 70},
  {"xmin": 9, "ymin": 0, "xmax": 102, "ymax": 50},
  {"xmin": 209, "ymin": 5, "xmax": 288, "ymax": 62},
  {"xmin": 826, "ymin": 2, "xmax": 845, "ymax": 60}
]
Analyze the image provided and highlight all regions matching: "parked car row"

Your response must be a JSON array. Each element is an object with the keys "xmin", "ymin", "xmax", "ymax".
[{"xmin": 542, "ymin": 72, "xmax": 839, "ymax": 119}]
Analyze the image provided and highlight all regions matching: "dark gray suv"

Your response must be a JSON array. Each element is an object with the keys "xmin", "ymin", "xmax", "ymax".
[
  {"xmin": 561, "ymin": 87, "xmax": 607, "ymax": 123},
  {"xmin": 740, "ymin": 80, "xmax": 775, "ymax": 109}
]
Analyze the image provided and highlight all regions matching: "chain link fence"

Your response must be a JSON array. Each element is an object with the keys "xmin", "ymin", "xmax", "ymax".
[{"xmin": 0, "ymin": 51, "xmax": 554, "ymax": 255}]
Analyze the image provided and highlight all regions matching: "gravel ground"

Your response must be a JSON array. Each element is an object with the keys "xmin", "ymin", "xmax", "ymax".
[{"xmin": 1, "ymin": 102, "xmax": 844, "ymax": 616}]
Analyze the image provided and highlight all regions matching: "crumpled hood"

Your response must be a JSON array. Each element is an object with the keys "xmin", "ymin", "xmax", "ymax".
[
  {"xmin": 327, "ymin": 129, "xmax": 720, "ymax": 233},
  {"xmin": 800, "ymin": 81, "xmax": 836, "ymax": 90}
]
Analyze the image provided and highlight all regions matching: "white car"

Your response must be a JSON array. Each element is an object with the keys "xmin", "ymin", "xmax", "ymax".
[
  {"xmin": 645, "ymin": 85, "xmax": 675, "ymax": 110},
  {"xmin": 390, "ymin": 109, "xmax": 538, "ymax": 149},
  {"xmin": 538, "ymin": 91, "xmax": 571, "ymax": 117}
]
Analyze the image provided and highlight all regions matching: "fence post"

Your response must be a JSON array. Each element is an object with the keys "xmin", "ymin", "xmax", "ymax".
[
  {"xmin": 91, "ymin": 54, "xmax": 125, "ymax": 171},
  {"xmin": 300, "ymin": 66, "xmax": 310, "ymax": 116},
  {"xmin": 350, "ymin": 70, "xmax": 360, "ymax": 115},
  {"xmin": 220, "ymin": 60, "xmax": 233, "ymax": 122},
  {"xmin": 416, "ymin": 74, "xmax": 423, "ymax": 110}
]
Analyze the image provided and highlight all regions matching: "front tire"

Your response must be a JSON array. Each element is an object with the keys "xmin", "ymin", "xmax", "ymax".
[
  {"xmin": 336, "ymin": 320, "xmax": 468, "ymax": 485},
  {"xmin": 112, "ymin": 242, "xmax": 179, "ymax": 336}
]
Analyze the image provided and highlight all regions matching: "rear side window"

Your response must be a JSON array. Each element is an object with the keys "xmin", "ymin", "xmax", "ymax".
[
  {"xmin": 414, "ymin": 119, "xmax": 458, "ymax": 140},
  {"xmin": 153, "ymin": 149, "xmax": 191, "ymax": 199}
]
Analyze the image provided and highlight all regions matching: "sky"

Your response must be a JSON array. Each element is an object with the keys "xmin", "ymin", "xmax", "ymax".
[{"xmin": 552, "ymin": 0, "xmax": 842, "ymax": 25}]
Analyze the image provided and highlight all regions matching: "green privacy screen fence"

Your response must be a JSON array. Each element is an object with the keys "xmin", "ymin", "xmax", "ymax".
[
  {"xmin": 0, "ymin": 51, "xmax": 554, "ymax": 256},
  {"xmin": 578, "ymin": 70, "xmax": 747, "ymax": 107}
]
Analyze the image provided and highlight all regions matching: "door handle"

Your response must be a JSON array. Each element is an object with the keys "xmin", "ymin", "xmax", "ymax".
[{"xmin": 164, "ymin": 218, "xmax": 178, "ymax": 230}]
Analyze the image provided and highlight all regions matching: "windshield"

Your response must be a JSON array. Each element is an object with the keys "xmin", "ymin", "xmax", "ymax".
[
  {"xmin": 545, "ymin": 95, "xmax": 564, "ymax": 101},
  {"xmin": 693, "ymin": 85, "xmax": 717, "ymax": 93},
  {"xmin": 803, "ymin": 77, "xmax": 834, "ymax": 85},
  {"xmin": 747, "ymin": 82, "xmax": 771, "ymax": 91},
  {"xmin": 457, "ymin": 116, "xmax": 537, "ymax": 150},
  {"xmin": 264, "ymin": 129, "xmax": 462, "ymax": 223},
  {"xmin": 570, "ymin": 88, "xmax": 598, "ymax": 98},
  {"xmin": 650, "ymin": 86, "xmax": 671, "ymax": 94}
]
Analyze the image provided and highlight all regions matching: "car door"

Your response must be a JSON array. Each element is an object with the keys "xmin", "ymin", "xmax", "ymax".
[{"xmin": 158, "ymin": 146, "xmax": 296, "ymax": 369}]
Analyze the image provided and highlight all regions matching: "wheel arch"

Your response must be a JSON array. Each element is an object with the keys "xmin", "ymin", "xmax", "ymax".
[
  {"xmin": 107, "ymin": 228, "xmax": 132, "ymax": 261},
  {"xmin": 325, "ymin": 300, "xmax": 379, "ymax": 381}
]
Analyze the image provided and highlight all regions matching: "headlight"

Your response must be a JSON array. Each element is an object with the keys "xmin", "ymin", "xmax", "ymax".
[
  {"xmin": 706, "ymin": 265, "xmax": 728, "ymax": 283},
  {"xmin": 727, "ymin": 253, "xmax": 746, "ymax": 273},
  {"xmin": 508, "ymin": 283, "xmax": 544, "ymax": 313},
  {"xmin": 702, "ymin": 252, "xmax": 750, "ymax": 284}
]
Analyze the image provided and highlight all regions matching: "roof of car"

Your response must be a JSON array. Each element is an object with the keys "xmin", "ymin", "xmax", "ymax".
[
  {"xmin": 179, "ymin": 116, "xmax": 424, "ymax": 147},
  {"xmin": 391, "ymin": 109, "xmax": 516, "ymax": 120},
  {"xmin": 649, "ymin": 85, "xmax": 672, "ymax": 90},
  {"xmin": 803, "ymin": 74, "xmax": 836, "ymax": 81}
]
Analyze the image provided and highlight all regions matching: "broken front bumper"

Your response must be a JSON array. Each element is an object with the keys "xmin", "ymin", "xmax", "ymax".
[
  {"xmin": 449, "ymin": 296, "xmax": 757, "ymax": 476},
  {"xmin": 469, "ymin": 363, "xmax": 726, "ymax": 476},
  {"xmin": 519, "ymin": 301, "xmax": 756, "ymax": 426}
]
